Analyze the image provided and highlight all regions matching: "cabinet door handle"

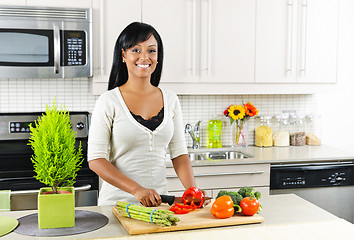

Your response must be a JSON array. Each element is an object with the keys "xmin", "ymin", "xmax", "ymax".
[
  {"xmin": 192, "ymin": 0, "xmax": 197, "ymax": 76},
  {"xmin": 286, "ymin": 0, "xmax": 294, "ymax": 76},
  {"xmin": 207, "ymin": 0, "xmax": 212, "ymax": 76},
  {"xmin": 99, "ymin": 0, "xmax": 105, "ymax": 75},
  {"xmin": 167, "ymin": 171, "xmax": 264, "ymax": 178},
  {"xmin": 300, "ymin": 0, "xmax": 308, "ymax": 76}
]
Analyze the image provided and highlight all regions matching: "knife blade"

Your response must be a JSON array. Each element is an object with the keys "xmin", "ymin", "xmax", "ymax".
[{"xmin": 160, "ymin": 194, "xmax": 212, "ymax": 206}]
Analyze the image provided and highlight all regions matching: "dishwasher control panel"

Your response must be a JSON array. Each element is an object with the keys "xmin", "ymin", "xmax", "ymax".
[{"xmin": 270, "ymin": 162, "xmax": 354, "ymax": 189}]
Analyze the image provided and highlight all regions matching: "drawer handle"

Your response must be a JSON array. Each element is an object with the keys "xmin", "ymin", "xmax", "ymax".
[{"xmin": 166, "ymin": 171, "xmax": 264, "ymax": 178}]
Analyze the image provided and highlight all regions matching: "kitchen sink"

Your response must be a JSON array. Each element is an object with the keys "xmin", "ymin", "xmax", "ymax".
[{"xmin": 188, "ymin": 151, "xmax": 250, "ymax": 161}]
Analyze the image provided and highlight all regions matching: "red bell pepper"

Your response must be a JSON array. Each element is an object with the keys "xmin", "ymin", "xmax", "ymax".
[
  {"xmin": 182, "ymin": 187, "xmax": 205, "ymax": 208},
  {"xmin": 169, "ymin": 204, "xmax": 192, "ymax": 214}
]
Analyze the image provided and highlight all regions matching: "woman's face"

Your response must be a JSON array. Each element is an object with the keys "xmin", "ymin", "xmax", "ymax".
[{"xmin": 122, "ymin": 35, "xmax": 158, "ymax": 81}]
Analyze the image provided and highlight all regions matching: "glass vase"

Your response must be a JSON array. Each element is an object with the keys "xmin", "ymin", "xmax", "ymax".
[{"xmin": 232, "ymin": 120, "xmax": 248, "ymax": 147}]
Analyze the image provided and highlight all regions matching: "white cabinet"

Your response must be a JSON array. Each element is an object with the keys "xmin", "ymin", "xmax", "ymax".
[
  {"xmin": 91, "ymin": 0, "xmax": 339, "ymax": 95},
  {"xmin": 26, "ymin": 0, "xmax": 92, "ymax": 8},
  {"xmin": 143, "ymin": 0, "xmax": 255, "ymax": 84},
  {"xmin": 91, "ymin": 0, "xmax": 141, "ymax": 94},
  {"xmin": 0, "ymin": 0, "xmax": 26, "ymax": 5},
  {"xmin": 142, "ymin": 0, "xmax": 199, "ymax": 83},
  {"xmin": 255, "ymin": 0, "xmax": 339, "ymax": 83},
  {"xmin": 166, "ymin": 163, "xmax": 270, "ymax": 197}
]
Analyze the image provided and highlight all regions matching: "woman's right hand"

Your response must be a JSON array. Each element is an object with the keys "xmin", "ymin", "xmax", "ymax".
[{"xmin": 134, "ymin": 187, "xmax": 162, "ymax": 207}]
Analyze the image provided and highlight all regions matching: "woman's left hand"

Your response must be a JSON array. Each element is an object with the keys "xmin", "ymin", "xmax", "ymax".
[{"xmin": 201, "ymin": 190, "xmax": 211, "ymax": 207}]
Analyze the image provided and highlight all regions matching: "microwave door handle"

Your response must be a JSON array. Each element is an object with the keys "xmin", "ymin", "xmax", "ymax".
[{"xmin": 53, "ymin": 23, "xmax": 60, "ymax": 74}]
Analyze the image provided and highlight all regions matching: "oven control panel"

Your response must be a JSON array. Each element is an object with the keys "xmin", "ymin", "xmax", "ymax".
[{"xmin": 0, "ymin": 112, "xmax": 89, "ymax": 140}]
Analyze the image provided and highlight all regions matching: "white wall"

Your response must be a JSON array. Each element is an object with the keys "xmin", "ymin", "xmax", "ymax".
[{"xmin": 316, "ymin": 0, "xmax": 354, "ymax": 151}]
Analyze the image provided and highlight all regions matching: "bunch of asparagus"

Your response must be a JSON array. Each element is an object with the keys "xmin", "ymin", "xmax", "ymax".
[{"xmin": 116, "ymin": 201, "xmax": 180, "ymax": 226}]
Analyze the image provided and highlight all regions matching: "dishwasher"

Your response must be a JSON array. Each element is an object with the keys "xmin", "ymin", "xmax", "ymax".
[{"xmin": 270, "ymin": 161, "xmax": 354, "ymax": 223}]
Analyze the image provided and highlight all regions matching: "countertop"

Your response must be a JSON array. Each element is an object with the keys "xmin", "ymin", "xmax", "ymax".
[
  {"xmin": 1, "ymin": 194, "xmax": 354, "ymax": 240},
  {"xmin": 167, "ymin": 145, "xmax": 354, "ymax": 167}
]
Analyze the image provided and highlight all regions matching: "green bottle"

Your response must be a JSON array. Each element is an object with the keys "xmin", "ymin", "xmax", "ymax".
[{"xmin": 208, "ymin": 119, "xmax": 222, "ymax": 148}]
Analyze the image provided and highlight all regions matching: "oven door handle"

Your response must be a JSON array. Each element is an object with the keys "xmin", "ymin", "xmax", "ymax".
[{"xmin": 10, "ymin": 184, "xmax": 92, "ymax": 195}]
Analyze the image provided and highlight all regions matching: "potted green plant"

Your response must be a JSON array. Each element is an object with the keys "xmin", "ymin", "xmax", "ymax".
[{"xmin": 28, "ymin": 100, "xmax": 83, "ymax": 229}]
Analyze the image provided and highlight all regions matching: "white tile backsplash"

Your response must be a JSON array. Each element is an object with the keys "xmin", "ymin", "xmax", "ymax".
[
  {"xmin": 180, "ymin": 94, "xmax": 317, "ymax": 147},
  {"xmin": 0, "ymin": 78, "xmax": 317, "ymax": 147}
]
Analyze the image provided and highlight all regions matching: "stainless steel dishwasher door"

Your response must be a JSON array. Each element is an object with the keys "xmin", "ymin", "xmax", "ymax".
[
  {"xmin": 270, "ymin": 186, "xmax": 354, "ymax": 223},
  {"xmin": 270, "ymin": 162, "xmax": 354, "ymax": 223}
]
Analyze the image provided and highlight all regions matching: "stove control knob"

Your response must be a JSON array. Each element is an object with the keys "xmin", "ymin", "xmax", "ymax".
[{"xmin": 76, "ymin": 122, "xmax": 85, "ymax": 130}]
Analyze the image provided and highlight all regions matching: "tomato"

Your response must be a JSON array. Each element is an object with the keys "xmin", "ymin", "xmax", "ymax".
[
  {"xmin": 239, "ymin": 197, "xmax": 260, "ymax": 216},
  {"xmin": 211, "ymin": 195, "xmax": 234, "ymax": 219}
]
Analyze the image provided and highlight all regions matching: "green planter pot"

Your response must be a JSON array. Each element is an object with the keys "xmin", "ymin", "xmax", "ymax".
[{"xmin": 38, "ymin": 186, "xmax": 75, "ymax": 229}]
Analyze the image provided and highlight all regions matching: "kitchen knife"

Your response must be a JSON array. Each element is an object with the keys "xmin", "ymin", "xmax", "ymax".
[{"xmin": 160, "ymin": 194, "xmax": 212, "ymax": 206}]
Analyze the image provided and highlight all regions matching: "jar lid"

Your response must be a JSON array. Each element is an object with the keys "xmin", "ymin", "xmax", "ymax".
[
  {"xmin": 274, "ymin": 114, "xmax": 289, "ymax": 120},
  {"xmin": 306, "ymin": 114, "xmax": 321, "ymax": 121},
  {"xmin": 257, "ymin": 115, "xmax": 272, "ymax": 120}
]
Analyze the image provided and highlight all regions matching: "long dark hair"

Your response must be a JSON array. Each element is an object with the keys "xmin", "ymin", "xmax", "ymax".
[{"xmin": 108, "ymin": 22, "xmax": 164, "ymax": 90}]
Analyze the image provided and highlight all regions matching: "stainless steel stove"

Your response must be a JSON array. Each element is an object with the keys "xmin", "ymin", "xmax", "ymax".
[{"xmin": 0, "ymin": 112, "xmax": 98, "ymax": 210}]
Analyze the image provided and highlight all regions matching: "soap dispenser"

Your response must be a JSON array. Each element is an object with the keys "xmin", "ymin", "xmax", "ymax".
[{"xmin": 208, "ymin": 116, "xmax": 222, "ymax": 148}]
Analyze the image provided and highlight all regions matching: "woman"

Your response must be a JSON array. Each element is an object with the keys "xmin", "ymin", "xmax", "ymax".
[{"xmin": 88, "ymin": 22, "xmax": 198, "ymax": 207}]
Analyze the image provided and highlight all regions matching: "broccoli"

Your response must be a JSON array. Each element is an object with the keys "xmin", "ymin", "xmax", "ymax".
[
  {"xmin": 238, "ymin": 186, "xmax": 255, "ymax": 198},
  {"xmin": 254, "ymin": 191, "xmax": 261, "ymax": 200},
  {"xmin": 216, "ymin": 190, "xmax": 228, "ymax": 199},
  {"xmin": 227, "ymin": 191, "xmax": 243, "ymax": 205},
  {"xmin": 215, "ymin": 190, "xmax": 243, "ymax": 206}
]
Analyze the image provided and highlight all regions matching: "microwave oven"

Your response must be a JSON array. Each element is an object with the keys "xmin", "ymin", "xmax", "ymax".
[{"xmin": 0, "ymin": 5, "xmax": 92, "ymax": 79}]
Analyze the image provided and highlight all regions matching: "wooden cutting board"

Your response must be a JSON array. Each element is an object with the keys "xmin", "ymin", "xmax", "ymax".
[{"xmin": 112, "ymin": 201, "xmax": 264, "ymax": 235}]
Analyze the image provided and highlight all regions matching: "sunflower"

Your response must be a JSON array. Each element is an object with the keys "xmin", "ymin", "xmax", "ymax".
[
  {"xmin": 228, "ymin": 105, "xmax": 245, "ymax": 121},
  {"xmin": 244, "ymin": 102, "xmax": 259, "ymax": 117}
]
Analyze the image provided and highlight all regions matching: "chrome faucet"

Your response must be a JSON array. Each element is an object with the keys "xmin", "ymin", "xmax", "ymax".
[{"xmin": 185, "ymin": 121, "xmax": 201, "ymax": 149}]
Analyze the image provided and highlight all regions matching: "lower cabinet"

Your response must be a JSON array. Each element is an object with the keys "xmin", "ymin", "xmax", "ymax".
[{"xmin": 166, "ymin": 163, "xmax": 270, "ymax": 198}]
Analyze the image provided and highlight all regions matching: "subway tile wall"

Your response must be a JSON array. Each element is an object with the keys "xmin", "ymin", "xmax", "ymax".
[
  {"xmin": 0, "ymin": 79, "xmax": 317, "ymax": 147},
  {"xmin": 179, "ymin": 94, "xmax": 317, "ymax": 148}
]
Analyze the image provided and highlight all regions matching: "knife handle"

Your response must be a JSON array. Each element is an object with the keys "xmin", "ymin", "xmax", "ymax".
[{"xmin": 160, "ymin": 195, "xmax": 175, "ymax": 206}]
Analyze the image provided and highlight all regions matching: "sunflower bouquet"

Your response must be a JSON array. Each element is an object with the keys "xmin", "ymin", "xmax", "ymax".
[{"xmin": 223, "ymin": 102, "xmax": 258, "ymax": 146}]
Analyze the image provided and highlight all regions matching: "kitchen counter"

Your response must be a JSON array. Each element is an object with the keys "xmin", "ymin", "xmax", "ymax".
[
  {"xmin": 1, "ymin": 194, "xmax": 353, "ymax": 240},
  {"xmin": 171, "ymin": 145, "xmax": 354, "ymax": 167}
]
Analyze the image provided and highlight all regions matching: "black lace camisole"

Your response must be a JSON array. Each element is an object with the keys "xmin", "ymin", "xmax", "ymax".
[{"xmin": 130, "ymin": 107, "xmax": 164, "ymax": 131}]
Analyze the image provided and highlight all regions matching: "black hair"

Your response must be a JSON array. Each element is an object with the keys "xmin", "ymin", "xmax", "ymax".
[{"xmin": 108, "ymin": 22, "xmax": 164, "ymax": 90}]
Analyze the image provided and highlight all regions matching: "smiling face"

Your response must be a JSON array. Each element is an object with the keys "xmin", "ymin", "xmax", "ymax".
[{"xmin": 122, "ymin": 35, "xmax": 158, "ymax": 81}]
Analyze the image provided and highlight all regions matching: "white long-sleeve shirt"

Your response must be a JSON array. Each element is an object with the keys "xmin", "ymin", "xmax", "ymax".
[{"xmin": 87, "ymin": 87, "xmax": 188, "ymax": 206}]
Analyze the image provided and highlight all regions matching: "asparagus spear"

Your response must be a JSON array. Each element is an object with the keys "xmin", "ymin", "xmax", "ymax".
[{"xmin": 116, "ymin": 201, "xmax": 180, "ymax": 226}]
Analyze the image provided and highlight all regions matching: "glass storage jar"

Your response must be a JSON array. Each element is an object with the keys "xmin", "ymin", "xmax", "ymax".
[
  {"xmin": 255, "ymin": 116, "xmax": 273, "ymax": 147},
  {"xmin": 289, "ymin": 115, "xmax": 306, "ymax": 146},
  {"xmin": 272, "ymin": 114, "xmax": 290, "ymax": 147},
  {"xmin": 305, "ymin": 114, "xmax": 322, "ymax": 145}
]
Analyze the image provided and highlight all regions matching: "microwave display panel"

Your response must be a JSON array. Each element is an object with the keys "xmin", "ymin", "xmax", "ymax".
[{"xmin": 63, "ymin": 31, "xmax": 86, "ymax": 66}]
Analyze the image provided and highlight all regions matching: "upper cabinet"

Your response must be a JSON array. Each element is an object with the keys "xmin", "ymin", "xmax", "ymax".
[
  {"xmin": 142, "ymin": 0, "xmax": 255, "ymax": 84},
  {"xmin": 255, "ymin": 0, "xmax": 339, "ymax": 83},
  {"xmin": 91, "ymin": 0, "xmax": 141, "ymax": 94},
  {"xmin": 91, "ymin": 0, "xmax": 339, "ymax": 95}
]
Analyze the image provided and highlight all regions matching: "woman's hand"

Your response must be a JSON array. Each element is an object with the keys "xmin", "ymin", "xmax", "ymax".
[{"xmin": 134, "ymin": 187, "xmax": 162, "ymax": 207}]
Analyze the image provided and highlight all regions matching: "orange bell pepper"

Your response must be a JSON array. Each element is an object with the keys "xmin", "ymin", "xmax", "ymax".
[{"xmin": 211, "ymin": 195, "xmax": 234, "ymax": 219}]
